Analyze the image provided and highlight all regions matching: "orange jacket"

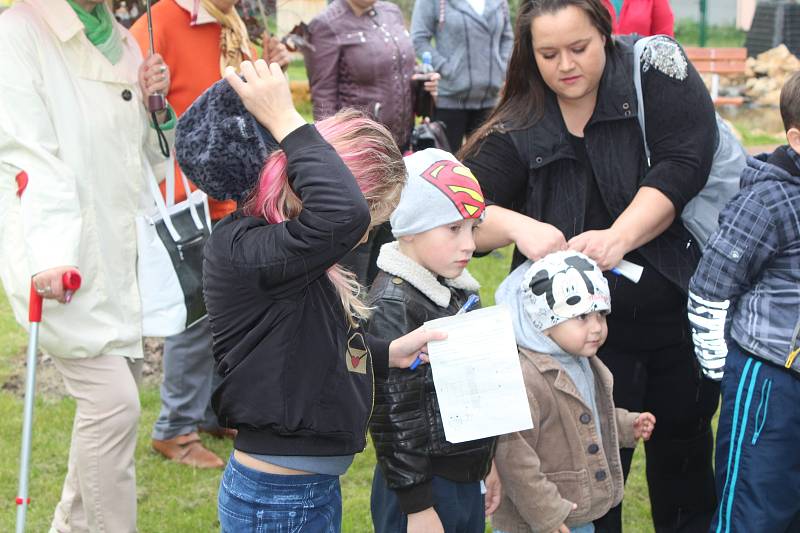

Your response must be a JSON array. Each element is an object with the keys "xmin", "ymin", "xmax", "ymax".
[{"xmin": 130, "ymin": 0, "xmax": 258, "ymax": 220}]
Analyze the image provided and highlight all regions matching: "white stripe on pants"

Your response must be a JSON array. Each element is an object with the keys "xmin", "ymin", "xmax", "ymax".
[{"xmin": 49, "ymin": 354, "xmax": 142, "ymax": 533}]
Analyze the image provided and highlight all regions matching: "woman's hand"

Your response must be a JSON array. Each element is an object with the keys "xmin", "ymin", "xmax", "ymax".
[
  {"xmin": 633, "ymin": 412, "xmax": 656, "ymax": 441},
  {"xmin": 567, "ymin": 228, "xmax": 630, "ymax": 271},
  {"xmin": 484, "ymin": 460, "xmax": 502, "ymax": 516},
  {"xmin": 138, "ymin": 53, "xmax": 170, "ymax": 120},
  {"xmin": 413, "ymin": 71, "xmax": 441, "ymax": 100},
  {"xmin": 32, "ymin": 266, "xmax": 81, "ymax": 304},
  {"xmin": 224, "ymin": 60, "xmax": 306, "ymax": 143},
  {"xmin": 262, "ymin": 34, "xmax": 292, "ymax": 71},
  {"xmin": 388, "ymin": 326, "xmax": 447, "ymax": 368},
  {"xmin": 407, "ymin": 507, "xmax": 444, "ymax": 533},
  {"xmin": 511, "ymin": 218, "xmax": 568, "ymax": 261}
]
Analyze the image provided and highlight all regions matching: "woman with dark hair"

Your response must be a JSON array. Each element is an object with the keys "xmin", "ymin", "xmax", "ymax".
[{"xmin": 461, "ymin": 1, "xmax": 719, "ymax": 531}]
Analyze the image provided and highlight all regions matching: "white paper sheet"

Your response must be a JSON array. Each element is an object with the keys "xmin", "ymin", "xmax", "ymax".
[
  {"xmin": 611, "ymin": 259, "xmax": 643, "ymax": 283},
  {"xmin": 424, "ymin": 305, "xmax": 533, "ymax": 443}
]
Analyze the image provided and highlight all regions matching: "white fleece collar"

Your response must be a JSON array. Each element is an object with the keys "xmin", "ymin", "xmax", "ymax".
[{"xmin": 375, "ymin": 242, "xmax": 480, "ymax": 308}]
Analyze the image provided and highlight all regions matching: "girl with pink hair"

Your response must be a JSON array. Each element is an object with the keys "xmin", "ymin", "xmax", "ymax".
[{"xmin": 202, "ymin": 60, "xmax": 444, "ymax": 532}]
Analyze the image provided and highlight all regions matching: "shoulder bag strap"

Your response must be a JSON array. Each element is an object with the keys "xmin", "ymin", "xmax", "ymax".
[{"xmin": 632, "ymin": 35, "xmax": 661, "ymax": 163}]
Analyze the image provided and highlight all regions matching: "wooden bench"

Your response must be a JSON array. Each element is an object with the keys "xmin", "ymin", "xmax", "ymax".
[{"xmin": 684, "ymin": 47, "xmax": 747, "ymax": 106}]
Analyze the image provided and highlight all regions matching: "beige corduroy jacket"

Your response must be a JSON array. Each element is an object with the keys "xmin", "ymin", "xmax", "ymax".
[{"xmin": 492, "ymin": 348, "xmax": 639, "ymax": 533}]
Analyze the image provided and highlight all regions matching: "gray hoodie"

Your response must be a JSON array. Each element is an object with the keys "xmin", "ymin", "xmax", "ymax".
[{"xmin": 410, "ymin": 0, "xmax": 514, "ymax": 109}]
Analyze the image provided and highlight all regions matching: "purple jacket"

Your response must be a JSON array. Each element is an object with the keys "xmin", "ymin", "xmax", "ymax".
[{"xmin": 303, "ymin": 0, "xmax": 416, "ymax": 148}]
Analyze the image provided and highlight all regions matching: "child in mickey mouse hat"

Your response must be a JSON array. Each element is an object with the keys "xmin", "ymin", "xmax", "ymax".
[
  {"xmin": 367, "ymin": 148, "xmax": 500, "ymax": 533},
  {"xmin": 492, "ymin": 251, "xmax": 656, "ymax": 533}
]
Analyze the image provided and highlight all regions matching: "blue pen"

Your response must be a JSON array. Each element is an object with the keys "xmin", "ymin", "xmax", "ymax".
[{"xmin": 410, "ymin": 294, "xmax": 480, "ymax": 370}]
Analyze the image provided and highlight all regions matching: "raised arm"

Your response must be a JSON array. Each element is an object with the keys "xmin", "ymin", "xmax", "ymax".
[
  {"xmin": 465, "ymin": 132, "xmax": 568, "ymax": 258},
  {"xmin": 221, "ymin": 62, "xmax": 371, "ymax": 292}
]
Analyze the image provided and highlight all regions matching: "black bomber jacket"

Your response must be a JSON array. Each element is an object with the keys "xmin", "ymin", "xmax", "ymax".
[
  {"xmin": 203, "ymin": 124, "xmax": 390, "ymax": 457},
  {"xmin": 367, "ymin": 242, "xmax": 496, "ymax": 514}
]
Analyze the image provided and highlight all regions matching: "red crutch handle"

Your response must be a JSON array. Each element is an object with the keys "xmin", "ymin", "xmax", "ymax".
[{"xmin": 29, "ymin": 270, "xmax": 82, "ymax": 323}]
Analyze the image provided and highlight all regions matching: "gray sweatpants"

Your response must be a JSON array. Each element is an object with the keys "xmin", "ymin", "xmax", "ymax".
[{"xmin": 151, "ymin": 317, "xmax": 220, "ymax": 440}]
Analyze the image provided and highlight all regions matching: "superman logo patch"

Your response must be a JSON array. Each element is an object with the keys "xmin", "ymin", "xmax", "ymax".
[{"xmin": 420, "ymin": 160, "xmax": 485, "ymax": 219}]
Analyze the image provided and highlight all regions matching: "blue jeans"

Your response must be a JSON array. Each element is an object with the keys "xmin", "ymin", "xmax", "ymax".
[
  {"xmin": 711, "ymin": 343, "xmax": 800, "ymax": 533},
  {"xmin": 218, "ymin": 453, "xmax": 342, "ymax": 532},
  {"xmin": 371, "ymin": 465, "xmax": 485, "ymax": 533}
]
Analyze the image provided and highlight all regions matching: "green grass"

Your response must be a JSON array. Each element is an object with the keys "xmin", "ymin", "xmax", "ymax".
[
  {"xmin": 732, "ymin": 125, "xmax": 785, "ymax": 147},
  {"xmin": 674, "ymin": 20, "xmax": 746, "ymax": 48},
  {"xmin": 0, "ymin": 288, "xmax": 24, "ymax": 382},
  {"xmin": 287, "ymin": 59, "xmax": 308, "ymax": 83}
]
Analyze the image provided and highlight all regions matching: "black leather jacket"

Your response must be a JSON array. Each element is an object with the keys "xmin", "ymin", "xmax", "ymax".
[{"xmin": 367, "ymin": 269, "xmax": 495, "ymax": 514}]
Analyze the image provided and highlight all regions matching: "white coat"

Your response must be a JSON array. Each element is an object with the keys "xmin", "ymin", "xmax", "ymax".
[{"xmin": 0, "ymin": 0, "xmax": 170, "ymax": 359}]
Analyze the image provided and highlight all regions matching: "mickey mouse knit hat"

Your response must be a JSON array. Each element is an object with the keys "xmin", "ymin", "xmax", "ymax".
[
  {"xmin": 521, "ymin": 251, "xmax": 611, "ymax": 332},
  {"xmin": 390, "ymin": 148, "xmax": 485, "ymax": 238},
  {"xmin": 174, "ymin": 77, "xmax": 279, "ymax": 202}
]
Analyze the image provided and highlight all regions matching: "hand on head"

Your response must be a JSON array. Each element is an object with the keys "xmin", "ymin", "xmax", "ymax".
[
  {"xmin": 567, "ymin": 228, "xmax": 627, "ymax": 271},
  {"xmin": 224, "ymin": 60, "xmax": 306, "ymax": 143},
  {"xmin": 512, "ymin": 217, "xmax": 568, "ymax": 261}
]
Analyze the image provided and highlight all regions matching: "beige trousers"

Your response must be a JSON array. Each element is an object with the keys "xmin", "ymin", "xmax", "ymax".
[{"xmin": 48, "ymin": 354, "xmax": 142, "ymax": 533}]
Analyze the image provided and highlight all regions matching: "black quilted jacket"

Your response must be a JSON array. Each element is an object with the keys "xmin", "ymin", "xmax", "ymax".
[{"xmin": 367, "ymin": 270, "xmax": 495, "ymax": 514}]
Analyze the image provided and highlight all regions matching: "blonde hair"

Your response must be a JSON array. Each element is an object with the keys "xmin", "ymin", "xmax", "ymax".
[{"xmin": 243, "ymin": 109, "xmax": 406, "ymax": 323}]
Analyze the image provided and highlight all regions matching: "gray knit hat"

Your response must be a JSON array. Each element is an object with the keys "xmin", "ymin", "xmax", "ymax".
[
  {"xmin": 390, "ymin": 148, "xmax": 485, "ymax": 237},
  {"xmin": 174, "ymin": 77, "xmax": 279, "ymax": 202}
]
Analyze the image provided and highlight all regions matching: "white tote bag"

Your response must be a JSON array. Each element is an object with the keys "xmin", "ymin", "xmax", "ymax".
[{"xmin": 136, "ymin": 155, "xmax": 212, "ymax": 337}]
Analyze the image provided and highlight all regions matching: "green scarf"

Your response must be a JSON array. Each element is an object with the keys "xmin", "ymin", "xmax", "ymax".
[{"xmin": 66, "ymin": 0, "xmax": 123, "ymax": 64}]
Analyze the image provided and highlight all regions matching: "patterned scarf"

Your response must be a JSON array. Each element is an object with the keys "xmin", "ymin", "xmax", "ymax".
[{"xmin": 199, "ymin": 0, "xmax": 253, "ymax": 76}]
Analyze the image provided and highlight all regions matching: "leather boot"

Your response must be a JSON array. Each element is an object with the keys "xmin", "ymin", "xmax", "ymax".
[{"xmin": 152, "ymin": 432, "xmax": 224, "ymax": 469}]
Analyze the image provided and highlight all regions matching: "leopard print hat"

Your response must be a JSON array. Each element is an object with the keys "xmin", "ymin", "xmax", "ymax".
[{"xmin": 175, "ymin": 77, "xmax": 279, "ymax": 202}]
